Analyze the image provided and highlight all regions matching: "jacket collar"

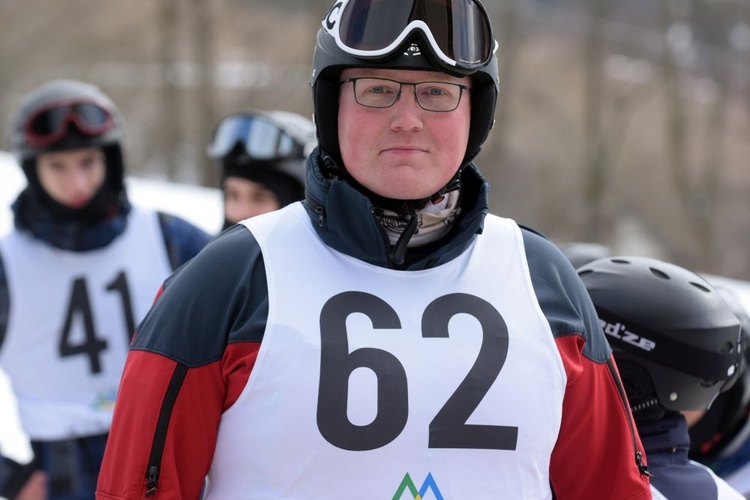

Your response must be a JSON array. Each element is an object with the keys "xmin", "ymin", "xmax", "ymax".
[
  {"xmin": 12, "ymin": 189, "xmax": 131, "ymax": 252},
  {"xmin": 303, "ymin": 148, "xmax": 490, "ymax": 270}
]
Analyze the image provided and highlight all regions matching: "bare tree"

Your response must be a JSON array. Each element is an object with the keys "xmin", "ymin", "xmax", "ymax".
[
  {"xmin": 582, "ymin": 0, "xmax": 608, "ymax": 242},
  {"xmin": 657, "ymin": 0, "xmax": 737, "ymax": 271},
  {"xmin": 486, "ymin": 0, "xmax": 521, "ymax": 174},
  {"xmin": 157, "ymin": 0, "xmax": 182, "ymax": 180},
  {"xmin": 188, "ymin": 0, "xmax": 218, "ymax": 188},
  {"xmin": 659, "ymin": 0, "xmax": 701, "ymax": 267}
]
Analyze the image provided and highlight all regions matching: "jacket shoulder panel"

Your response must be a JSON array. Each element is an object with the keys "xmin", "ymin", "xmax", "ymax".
[
  {"xmin": 520, "ymin": 227, "xmax": 610, "ymax": 363},
  {"xmin": 131, "ymin": 225, "xmax": 267, "ymax": 367},
  {"xmin": 156, "ymin": 211, "xmax": 212, "ymax": 270}
]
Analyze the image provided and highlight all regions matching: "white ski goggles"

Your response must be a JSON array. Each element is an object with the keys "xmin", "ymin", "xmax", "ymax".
[
  {"xmin": 207, "ymin": 113, "xmax": 314, "ymax": 161},
  {"xmin": 323, "ymin": 0, "xmax": 497, "ymax": 72}
]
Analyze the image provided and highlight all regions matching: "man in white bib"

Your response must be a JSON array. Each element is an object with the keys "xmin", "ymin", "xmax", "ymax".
[
  {"xmin": 0, "ymin": 79, "xmax": 210, "ymax": 499},
  {"xmin": 98, "ymin": 0, "xmax": 652, "ymax": 498}
]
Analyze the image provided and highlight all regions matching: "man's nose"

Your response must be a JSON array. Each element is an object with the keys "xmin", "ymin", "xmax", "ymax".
[{"xmin": 390, "ymin": 86, "xmax": 424, "ymax": 131}]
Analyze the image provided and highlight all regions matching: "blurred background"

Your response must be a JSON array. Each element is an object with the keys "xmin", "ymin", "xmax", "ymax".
[{"xmin": 1, "ymin": 0, "xmax": 749, "ymax": 277}]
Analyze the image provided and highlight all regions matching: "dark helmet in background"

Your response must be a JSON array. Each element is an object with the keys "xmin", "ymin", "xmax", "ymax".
[
  {"xmin": 558, "ymin": 241, "xmax": 612, "ymax": 270},
  {"xmin": 578, "ymin": 256, "xmax": 744, "ymax": 423},
  {"xmin": 689, "ymin": 280, "xmax": 750, "ymax": 465},
  {"xmin": 207, "ymin": 110, "xmax": 314, "ymax": 207},
  {"xmin": 309, "ymin": 0, "xmax": 500, "ymax": 203},
  {"xmin": 9, "ymin": 79, "xmax": 126, "ymax": 197}
]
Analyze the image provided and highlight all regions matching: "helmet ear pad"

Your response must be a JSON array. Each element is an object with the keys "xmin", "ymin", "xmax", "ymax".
[
  {"xmin": 616, "ymin": 356, "xmax": 666, "ymax": 424},
  {"xmin": 465, "ymin": 78, "xmax": 497, "ymax": 164},
  {"xmin": 101, "ymin": 144, "xmax": 125, "ymax": 194},
  {"xmin": 313, "ymin": 75, "xmax": 343, "ymax": 169}
]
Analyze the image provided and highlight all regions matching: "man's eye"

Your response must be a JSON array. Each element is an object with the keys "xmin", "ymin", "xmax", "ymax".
[
  {"xmin": 423, "ymin": 86, "xmax": 449, "ymax": 96},
  {"xmin": 368, "ymin": 86, "xmax": 391, "ymax": 94}
]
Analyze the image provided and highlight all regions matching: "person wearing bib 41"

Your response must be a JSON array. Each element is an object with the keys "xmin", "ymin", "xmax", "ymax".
[
  {"xmin": 0, "ymin": 79, "xmax": 210, "ymax": 500},
  {"xmin": 97, "ymin": 0, "xmax": 652, "ymax": 498}
]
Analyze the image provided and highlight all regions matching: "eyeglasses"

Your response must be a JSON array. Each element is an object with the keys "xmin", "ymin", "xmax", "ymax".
[
  {"xmin": 23, "ymin": 98, "xmax": 115, "ymax": 147},
  {"xmin": 341, "ymin": 77, "xmax": 470, "ymax": 112},
  {"xmin": 207, "ymin": 113, "xmax": 315, "ymax": 161},
  {"xmin": 323, "ymin": 0, "xmax": 497, "ymax": 73}
]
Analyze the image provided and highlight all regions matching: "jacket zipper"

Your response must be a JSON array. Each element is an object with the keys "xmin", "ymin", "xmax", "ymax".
[
  {"xmin": 607, "ymin": 358, "xmax": 652, "ymax": 477},
  {"xmin": 305, "ymin": 195, "xmax": 326, "ymax": 228},
  {"xmin": 145, "ymin": 362, "xmax": 188, "ymax": 497}
]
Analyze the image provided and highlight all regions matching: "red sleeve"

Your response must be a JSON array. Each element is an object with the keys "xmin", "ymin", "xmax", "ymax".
[
  {"xmin": 550, "ymin": 335, "xmax": 652, "ymax": 500},
  {"xmin": 96, "ymin": 343, "xmax": 259, "ymax": 500}
]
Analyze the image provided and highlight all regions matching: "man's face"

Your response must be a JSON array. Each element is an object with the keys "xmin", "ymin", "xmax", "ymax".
[
  {"xmin": 338, "ymin": 67, "xmax": 471, "ymax": 201},
  {"xmin": 36, "ymin": 147, "xmax": 107, "ymax": 208},
  {"xmin": 223, "ymin": 176, "xmax": 281, "ymax": 223}
]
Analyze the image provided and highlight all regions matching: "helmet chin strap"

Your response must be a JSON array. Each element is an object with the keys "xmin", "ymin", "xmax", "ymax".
[
  {"xmin": 320, "ymin": 149, "xmax": 465, "ymax": 266},
  {"xmin": 320, "ymin": 148, "xmax": 465, "ymax": 212}
]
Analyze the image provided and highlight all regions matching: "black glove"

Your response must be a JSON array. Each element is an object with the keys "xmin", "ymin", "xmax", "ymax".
[{"xmin": 0, "ymin": 455, "xmax": 39, "ymax": 499}]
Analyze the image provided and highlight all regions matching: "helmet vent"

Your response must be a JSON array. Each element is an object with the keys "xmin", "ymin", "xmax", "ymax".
[
  {"xmin": 649, "ymin": 267, "xmax": 670, "ymax": 280},
  {"xmin": 720, "ymin": 341, "xmax": 735, "ymax": 354},
  {"xmin": 690, "ymin": 281, "xmax": 711, "ymax": 293},
  {"xmin": 611, "ymin": 258, "xmax": 631, "ymax": 265}
]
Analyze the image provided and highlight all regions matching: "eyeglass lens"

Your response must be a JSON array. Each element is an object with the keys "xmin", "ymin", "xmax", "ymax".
[{"xmin": 350, "ymin": 78, "xmax": 465, "ymax": 112}]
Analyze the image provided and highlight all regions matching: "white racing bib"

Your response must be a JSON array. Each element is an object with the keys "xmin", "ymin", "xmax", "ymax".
[
  {"xmin": 206, "ymin": 205, "xmax": 568, "ymax": 499},
  {"xmin": 0, "ymin": 207, "xmax": 172, "ymax": 440}
]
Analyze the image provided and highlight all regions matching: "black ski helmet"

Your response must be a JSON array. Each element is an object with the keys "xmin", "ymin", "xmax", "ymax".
[
  {"xmin": 688, "ymin": 282, "xmax": 750, "ymax": 461},
  {"xmin": 207, "ymin": 110, "xmax": 314, "ymax": 205},
  {"xmin": 578, "ymin": 257, "xmax": 743, "ymax": 420},
  {"xmin": 310, "ymin": 0, "xmax": 499, "ymax": 201},
  {"xmin": 9, "ymin": 79, "xmax": 126, "ymax": 196}
]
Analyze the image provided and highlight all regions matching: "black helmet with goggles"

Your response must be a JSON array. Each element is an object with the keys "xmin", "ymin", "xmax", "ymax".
[
  {"xmin": 207, "ymin": 110, "xmax": 314, "ymax": 194},
  {"xmin": 310, "ymin": 0, "xmax": 499, "ymax": 200},
  {"xmin": 321, "ymin": 0, "xmax": 497, "ymax": 74}
]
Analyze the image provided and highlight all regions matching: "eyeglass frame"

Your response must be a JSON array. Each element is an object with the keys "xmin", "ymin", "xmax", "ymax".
[{"xmin": 340, "ymin": 77, "xmax": 471, "ymax": 113}]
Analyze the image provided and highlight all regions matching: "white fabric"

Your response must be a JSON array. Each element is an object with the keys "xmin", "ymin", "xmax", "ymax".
[
  {"xmin": 652, "ymin": 461, "xmax": 745, "ymax": 499},
  {"xmin": 0, "ymin": 207, "xmax": 172, "ymax": 440},
  {"xmin": 726, "ymin": 460, "xmax": 750, "ymax": 499},
  {"xmin": 205, "ymin": 204, "xmax": 567, "ymax": 499},
  {"xmin": 376, "ymin": 190, "xmax": 461, "ymax": 247},
  {"xmin": 651, "ymin": 487, "xmax": 669, "ymax": 500},
  {"xmin": 714, "ymin": 461, "xmax": 750, "ymax": 500}
]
